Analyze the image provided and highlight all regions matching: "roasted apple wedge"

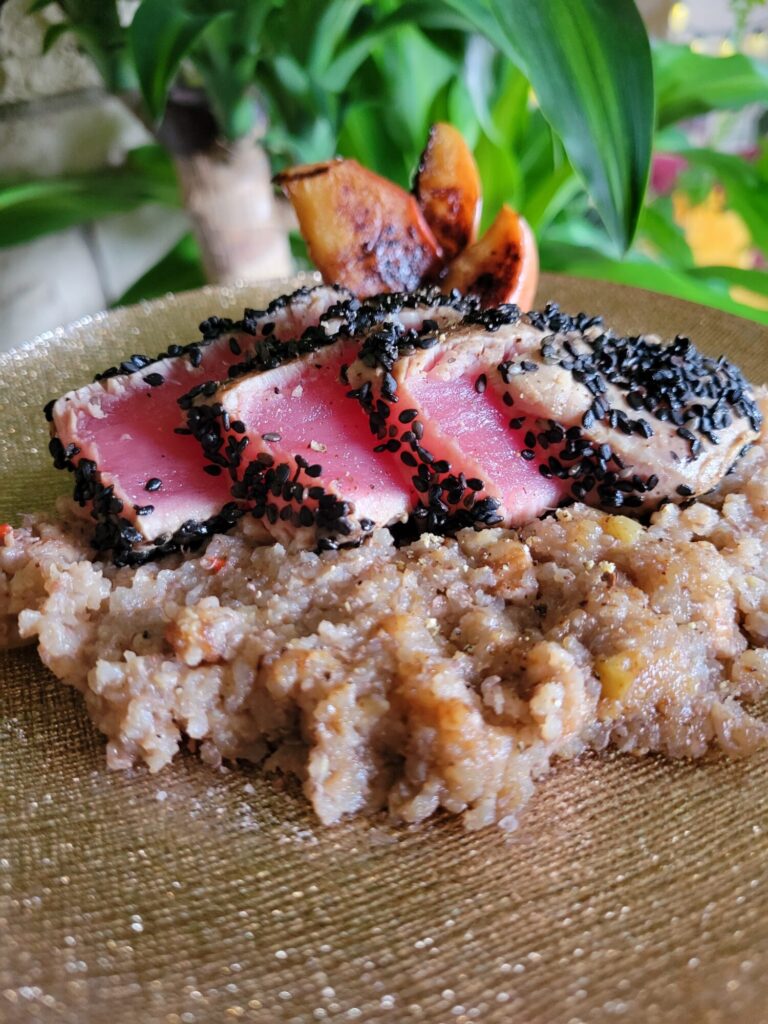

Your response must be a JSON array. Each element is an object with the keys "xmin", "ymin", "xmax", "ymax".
[
  {"xmin": 443, "ymin": 205, "xmax": 539, "ymax": 310},
  {"xmin": 414, "ymin": 122, "xmax": 482, "ymax": 261},
  {"xmin": 274, "ymin": 159, "xmax": 442, "ymax": 297}
]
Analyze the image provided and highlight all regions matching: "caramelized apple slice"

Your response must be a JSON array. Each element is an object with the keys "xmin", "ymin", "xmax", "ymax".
[
  {"xmin": 414, "ymin": 122, "xmax": 482, "ymax": 260},
  {"xmin": 443, "ymin": 205, "xmax": 539, "ymax": 310},
  {"xmin": 275, "ymin": 159, "xmax": 442, "ymax": 297}
]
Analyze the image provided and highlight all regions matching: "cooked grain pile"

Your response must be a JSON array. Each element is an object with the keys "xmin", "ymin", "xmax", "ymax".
[{"xmin": 3, "ymin": 395, "xmax": 768, "ymax": 830}]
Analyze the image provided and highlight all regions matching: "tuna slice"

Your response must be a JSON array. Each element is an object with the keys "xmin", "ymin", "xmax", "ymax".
[
  {"xmin": 347, "ymin": 303, "xmax": 762, "ymax": 524},
  {"xmin": 47, "ymin": 285, "xmax": 351, "ymax": 564},
  {"xmin": 186, "ymin": 289, "xmax": 478, "ymax": 545},
  {"xmin": 346, "ymin": 313, "xmax": 569, "ymax": 532},
  {"xmin": 190, "ymin": 341, "xmax": 411, "ymax": 547}
]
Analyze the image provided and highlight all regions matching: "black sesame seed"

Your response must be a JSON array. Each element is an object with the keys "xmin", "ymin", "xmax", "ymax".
[
  {"xmin": 399, "ymin": 409, "xmax": 418, "ymax": 424},
  {"xmin": 262, "ymin": 432, "xmax": 282, "ymax": 442},
  {"xmin": 229, "ymin": 337, "xmax": 242, "ymax": 356},
  {"xmin": 143, "ymin": 372, "xmax": 164, "ymax": 387},
  {"xmin": 676, "ymin": 483, "xmax": 694, "ymax": 496},
  {"xmin": 203, "ymin": 465, "xmax": 222, "ymax": 476},
  {"xmin": 521, "ymin": 449, "xmax": 536, "ymax": 461},
  {"xmin": 145, "ymin": 478, "xmax": 162, "ymax": 492},
  {"xmin": 475, "ymin": 374, "xmax": 487, "ymax": 394},
  {"xmin": 306, "ymin": 464, "xmax": 323, "ymax": 478}
]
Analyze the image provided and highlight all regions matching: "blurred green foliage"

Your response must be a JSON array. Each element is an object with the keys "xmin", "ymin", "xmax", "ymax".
[{"xmin": 3, "ymin": 0, "xmax": 768, "ymax": 325}]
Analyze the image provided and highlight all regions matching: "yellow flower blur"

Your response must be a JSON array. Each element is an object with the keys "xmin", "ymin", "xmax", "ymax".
[{"xmin": 672, "ymin": 186, "xmax": 768, "ymax": 310}]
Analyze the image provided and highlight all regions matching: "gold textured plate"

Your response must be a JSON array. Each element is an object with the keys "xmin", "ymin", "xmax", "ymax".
[{"xmin": 2, "ymin": 274, "xmax": 767, "ymax": 1024}]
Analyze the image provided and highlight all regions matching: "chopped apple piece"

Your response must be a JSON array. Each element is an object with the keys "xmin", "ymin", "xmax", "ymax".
[
  {"xmin": 443, "ymin": 205, "xmax": 539, "ymax": 310},
  {"xmin": 414, "ymin": 122, "xmax": 482, "ymax": 261},
  {"xmin": 274, "ymin": 159, "xmax": 442, "ymax": 297}
]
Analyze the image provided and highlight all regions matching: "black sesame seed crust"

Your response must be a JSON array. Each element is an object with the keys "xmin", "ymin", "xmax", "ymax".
[
  {"xmin": 521, "ymin": 303, "xmax": 761, "ymax": 452},
  {"xmin": 347, "ymin": 314, "xmax": 508, "ymax": 535},
  {"xmin": 45, "ymin": 285, "xmax": 353, "ymax": 563},
  {"xmin": 62, "ymin": 455, "xmax": 245, "ymax": 567},
  {"xmin": 47, "ymin": 289, "xmax": 762, "ymax": 562},
  {"xmin": 181, "ymin": 287, "xmax": 481, "ymax": 546},
  {"xmin": 510, "ymin": 303, "xmax": 761, "ymax": 506},
  {"xmin": 88, "ymin": 285, "xmax": 348, "ymax": 386},
  {"xmin": 346, "ymin": 298, "xmax": 761, "ymax": 526}
]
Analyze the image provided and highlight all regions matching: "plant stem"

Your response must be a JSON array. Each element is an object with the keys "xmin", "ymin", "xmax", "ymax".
[
  {"xmin": 154, "ymin": 88, "xmax": 292, "ymax": 285},
  {"xmin": 174, "ymin": 137, "xmax": 292, "ymax": 284}
]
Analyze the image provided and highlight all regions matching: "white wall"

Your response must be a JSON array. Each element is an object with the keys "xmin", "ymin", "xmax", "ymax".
[{"xmin": 0, "ymin": 0, "xmax": 188, "ymax": 353}]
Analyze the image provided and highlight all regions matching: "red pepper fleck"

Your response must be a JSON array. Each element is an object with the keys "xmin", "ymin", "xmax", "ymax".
[{"xmin": 203, "ymin": 555, "xmax": 227, "ymax": 574}]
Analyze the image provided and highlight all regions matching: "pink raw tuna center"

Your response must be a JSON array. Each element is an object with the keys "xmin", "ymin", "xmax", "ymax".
[
  {"xmin": 72, "ymin": 346, "xmax": 246, "ymax": 523},
  {"xmin": 234, "ymin": 352, "xmax": 409, "ymax": 524},
  {"xmin": 405, "ymin": 373, "xmax": 568, "ymax": 522}
]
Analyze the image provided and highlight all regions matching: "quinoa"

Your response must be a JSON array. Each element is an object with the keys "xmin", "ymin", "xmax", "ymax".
[{"xmin": 2, "ymin": 394, "xmax": 768, "ymax": 830}]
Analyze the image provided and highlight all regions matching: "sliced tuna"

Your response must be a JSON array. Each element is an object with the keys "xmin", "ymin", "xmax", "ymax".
[
  {"xmin": 347, "ymin": 302, "xmax": 761, "ymax": 522},
  {"xmin": 346, "ymin": 312, "xmax": 570, "ymax": 532},
  {"xmin": 47, "ymin": 285, "xmax": 352, "ymax": 564},
  {"xmin": 186, "ymin": 288, "xmax": 477, "ymax": 545},
  {"xmin": 189, "ymin": 341, "xmax": 411, "ymax": 547}
]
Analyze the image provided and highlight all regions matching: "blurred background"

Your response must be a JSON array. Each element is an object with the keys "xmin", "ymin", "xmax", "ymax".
[{"xmin": 0, "ymin": 0, "xmax": 766, "ymax": 353}]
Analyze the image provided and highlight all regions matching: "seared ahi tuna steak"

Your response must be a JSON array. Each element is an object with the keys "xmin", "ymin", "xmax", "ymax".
[
  {"xmin": 186, "ymin": 289, "xmax": 480, "ymax": 545},
  {"xmin": 45, "ymin": 281, "xmax": 761, "ymax": 560},
  {"xmin": 347, "ymin": 303, "xmax": 761, "ymax": 530},
  {"xmin": 46, "ymin": 285, "xmax": 353, "ymax": 564}
]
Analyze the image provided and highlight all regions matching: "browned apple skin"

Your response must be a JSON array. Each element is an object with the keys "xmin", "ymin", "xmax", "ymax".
[
  {"xmin": 274, "ymin": 159, "xmax": 443, "ymax": 298},
  {"xmin": 443, "ymin": 205, "xmax": 539, "ymax": 311},
  {"xmin": 414, "ymin": 122, "xmax": 482, "ymax": 261}
]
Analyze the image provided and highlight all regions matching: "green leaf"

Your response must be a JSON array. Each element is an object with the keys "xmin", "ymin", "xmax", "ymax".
[
  {"xmin": 474, "ymin": 131, "xmax": 523, "ymax": 230},
  {"xmin": 130, "ymin": 0, "xmax": 228, "ymax": 120},
  {"xmin": 113, "ymin": 233, "xmax": 205, "ymax": 307},
  {"xmin": 638, "ymin": 200, "xmax": 693, "ymax": 268},
  {"xmin": 522, "ymin": 163, "xmax": 582, "ymax": 235},
  {"xmin": 308, "ymin": 0, "xmax": 365, "ymax": 78},
  {"xmin": 654, "ymin": 42, "xmax": 768, "ymax": 128},
  {"xmin": 687, "ymin": 265, "xmax": 768, "ymax": 299},
  {"xmin": 272, "ymin": 54, "xmax": 311, "ymax": 99},
  {"xmin": 539, "ymin": 240, "xmax": 768, "ymax": 326},
  {"xmin": 372, "ymin": 25, "xmax": 455, "ymax": 155},
  {"xmin": 0, "ymin": 147, "xmax": 179, "ymax": 248},
  {"xmin": 443, "ymin": 0, "xmax": 654, "ymax": 251},
  {"xmin": 680, "ymin": 148, "xmax": 768, "ymax": 254},
  {"xmin": 337, "ymin": 101, "xmax": 408, "ymax": 183},
  {"xmin": 41, "ymin": 22, "xmax": 69, "ymax": 53}
]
